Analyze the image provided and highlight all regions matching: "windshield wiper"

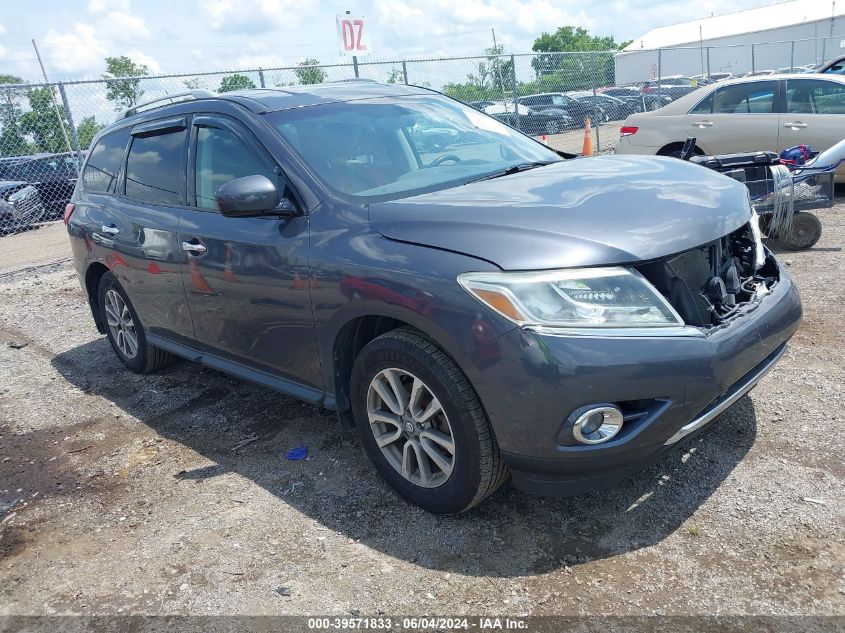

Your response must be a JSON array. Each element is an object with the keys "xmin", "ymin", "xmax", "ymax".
[{"xmin": 465, "ymin": 161, "xmax": 557, "ymax": 184}]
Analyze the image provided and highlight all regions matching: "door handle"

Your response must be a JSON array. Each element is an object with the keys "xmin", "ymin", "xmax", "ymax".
[
  {"xmin": 783, "ymin": 121, "xmax": 808, "ymax": 129},
  {"xmin": 691, "ymin": 120, "xmax": 714, "ymax": 128},
  {"xmin": 101, "ymin": 224, "xmax": 119, "ymax": 235},
  {"xmin": 181, "ymin": 240, "xmax": 207, "ymax": 255}
]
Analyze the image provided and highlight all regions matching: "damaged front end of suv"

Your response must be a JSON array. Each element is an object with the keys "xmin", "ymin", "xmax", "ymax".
[{"xmin": 637, "ymin": 210, "xmax": 779, "ymax": 330}]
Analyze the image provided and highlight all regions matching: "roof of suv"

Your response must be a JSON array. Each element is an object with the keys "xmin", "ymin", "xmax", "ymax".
[{"xmin": 124, "ymin": 80, "xmax": 432, "ymax": 123}]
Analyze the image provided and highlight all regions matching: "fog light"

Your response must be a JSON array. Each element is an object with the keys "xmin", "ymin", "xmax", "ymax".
[{"xmin": 572, "ymin": 405, "xmax": 623, "ymax": 444}]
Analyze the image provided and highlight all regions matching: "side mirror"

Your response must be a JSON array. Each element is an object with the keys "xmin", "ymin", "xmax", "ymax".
[{"xmin": 216, "ymin": 175, "xmax": 297, "ymax": 218}]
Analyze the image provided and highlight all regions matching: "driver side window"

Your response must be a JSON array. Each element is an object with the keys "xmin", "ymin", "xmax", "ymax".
[{"xmin": 194, "ymin": 124, "xmax": 277, "ymax": 210}]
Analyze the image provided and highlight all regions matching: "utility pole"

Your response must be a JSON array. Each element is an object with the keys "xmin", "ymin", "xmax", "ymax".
[
  {"xmin": 31, "ymin": 39, "xmax": 74, "ymax": 154},
  {"xmin": 491, "ymin": 28, "xmax": 511, "ymax": 121},
  {"xmin": 346, "ymin": 11, "xmax": 359, "ymax": 78}
]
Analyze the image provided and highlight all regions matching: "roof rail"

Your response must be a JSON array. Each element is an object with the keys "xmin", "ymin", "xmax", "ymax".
[
  {"xmin": 330, "ymin": 78, "xmax": 380, "ymax": 83},
  {"xmin": 123, "ymin": 90, "xmax": 216, "ymax": 119}
]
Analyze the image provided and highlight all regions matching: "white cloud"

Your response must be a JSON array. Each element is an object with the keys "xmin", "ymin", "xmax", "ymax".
[
  {"xmin": 105, "ymin": 10, "xmax": 151, "ymax": 40},
  {"xmin": 203, "ymin": 0, "xmax": 317, "ymax": 34},
  {"xmin": 42, "ymin": 22, "xmax": 109, "ymax": 74},
  {"xmin": 125, "ymin": 49, "xmax": 161, "ymax": 73},
  {"xmin": 87, "ymin": 0, "xmax": 131, "ymax": 13}
]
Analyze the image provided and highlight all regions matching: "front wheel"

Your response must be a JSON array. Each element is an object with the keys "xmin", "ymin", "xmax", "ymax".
[
  {"xmin": 98, "ymin": 272, "xmax": 173, "ymax": 373},
  {"xmin": 350, "ymin": 327, "xmax": 507, "ymax": 514}
]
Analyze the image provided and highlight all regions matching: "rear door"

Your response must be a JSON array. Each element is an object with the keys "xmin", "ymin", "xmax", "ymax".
[
  {"xmin": 683, "ymin": 80, "xmax": 780, "ymax": 153},
  {"xmin": 177, "ymin": 114, "xmax": 321, "ymax": 389},
  {"xmin": 104, "ymin": 117, "xmax": 194, "ymax": 341},
  {"xmin": 780, "ymin": 78, "xmax": 845, "ymax": 180}
]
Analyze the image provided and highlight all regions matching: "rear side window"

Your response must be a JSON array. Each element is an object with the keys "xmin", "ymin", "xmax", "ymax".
[
  {"xmin": 711, "ymin": 81, "xmax": 776, "ymax": 114},
  {"xmin": 83, "ymin": 128, "xmax": 131, "ymax": 193},
  {"xmin": 125, "ymin": 129, "xmax": 187, "ymax": 205}
]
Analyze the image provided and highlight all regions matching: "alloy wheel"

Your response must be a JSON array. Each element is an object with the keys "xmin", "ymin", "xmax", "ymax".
[
  {"xmin": 104, "ymin": 289, "xmax": 138, "ymax": 359},
  {"xmin": 366, "ymin": 367, "xmax": 455, "ymax": 488}
]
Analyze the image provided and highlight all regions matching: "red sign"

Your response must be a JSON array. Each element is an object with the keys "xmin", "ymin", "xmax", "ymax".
[{"xmin": 337, "ymin": 15, "xmax": 370, "ymax": 56}]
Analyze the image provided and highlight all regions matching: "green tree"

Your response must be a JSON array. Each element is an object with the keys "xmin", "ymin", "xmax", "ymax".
[
  {"xmin": 18, "ymin": 86, "xmax": 71, "ymax": 153},
  {"xmin": 385, "ymin": 66, "xmax": 404, "ymax": 84},
  {"xmin": 530, "ymin": 26, "xmax": 630, "ymax": 89},
  {"xmin": 76, "ymin": 116, "xmax": 104, "ymax": 150},
  {"xmin": 103, "ymin": 56, "xmax": 149, "ymax": 111},
  {"xmin": 294, "ymin": 58, "xmax": 326, "ymax": 85},
  {"xmin": 0, "ymin": 74, "xmax": 29, "ymax": 156},
  {"xmin": 183, "ymin": 77, "xmax": 208, "ymax": 90},
  {"xmin": 218, "ymin": 74, "xmax": 256, "ymax": 93}
]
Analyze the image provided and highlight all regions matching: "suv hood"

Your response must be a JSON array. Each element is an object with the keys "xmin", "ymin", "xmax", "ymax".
[{"xmin": 369, "ymin": 155, "xmax": 751, "ymax": 270}]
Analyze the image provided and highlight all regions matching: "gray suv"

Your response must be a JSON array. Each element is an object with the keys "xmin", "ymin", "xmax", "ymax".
[{"xmin": 66, "ymin": 82, "xmax": 801, "ymax": 514}]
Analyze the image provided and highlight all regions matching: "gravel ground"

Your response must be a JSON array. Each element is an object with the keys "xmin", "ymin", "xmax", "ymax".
[{"xmin": 0, "ymin": 198, "xmax": 843, "ymax": 618}]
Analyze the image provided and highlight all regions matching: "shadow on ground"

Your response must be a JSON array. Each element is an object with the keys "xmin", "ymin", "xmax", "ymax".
[{"xmin": 48, "ymin": 337, "xmax": 757, "ymax": 577}]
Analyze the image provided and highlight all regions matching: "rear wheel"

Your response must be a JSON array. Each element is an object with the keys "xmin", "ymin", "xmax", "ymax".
[
  {"xmin": 780, "ymin": 212, "xmax": 822, "ymax": 250},
  {"xmin": 350, "ymin": 327, "xmax": 507, "ymax": 514},
  {"xmin": 545, "ymin": 121, "xmax": 560, "ymax": 135},
  {"xmin": 98, "ymin": 272, "xmax": 173, "ymax": 373}
]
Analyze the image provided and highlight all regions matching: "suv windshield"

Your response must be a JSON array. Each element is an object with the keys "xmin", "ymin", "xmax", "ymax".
[{"xmin": 267, "ymin": 95, "xmax": 561, "ymax": 202}]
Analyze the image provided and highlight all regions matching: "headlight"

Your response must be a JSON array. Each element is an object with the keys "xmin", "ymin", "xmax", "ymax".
[{"xmin": 458, "ymin": 267, "xmax": 684, "ymax": 329}]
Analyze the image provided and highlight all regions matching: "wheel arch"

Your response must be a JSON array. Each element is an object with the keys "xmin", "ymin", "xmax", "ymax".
[
  {"xmin": 326, "ymin": 308, "xmax": 472, "ymax": 430},
  {"xmin": 85, "ymin": 261, "xmax": 111, "ymax": 334},
  {"xmin": 657, "ymin": 141, "xmax": 705, "ymax": 157}
]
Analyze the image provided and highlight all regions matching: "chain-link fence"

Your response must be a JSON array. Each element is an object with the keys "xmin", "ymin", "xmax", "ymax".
[{"xmin": 1, "ymin": 34, "xmax": 841, "ymax": 235}]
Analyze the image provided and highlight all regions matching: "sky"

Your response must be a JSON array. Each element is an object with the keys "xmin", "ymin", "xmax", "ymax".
[{"xmin": 0, "ymin": 0, "xmax": 797, "ymax": 83}]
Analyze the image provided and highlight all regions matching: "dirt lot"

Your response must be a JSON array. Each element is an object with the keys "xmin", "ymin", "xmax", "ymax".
[{"xmin": 0, "ymin": 197, "xmax": 843, "ymax": 618}]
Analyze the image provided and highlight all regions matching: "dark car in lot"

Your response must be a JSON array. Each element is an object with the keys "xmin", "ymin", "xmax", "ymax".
[
  {"xmin": 818, "ymin": 54, "xmax": 845, "ymax": 75},
  {"xmin": 517, "ymin": 92, "xmax": 605, "ymax": 126},
  {"xmin": 0, "ymin": 181, "xmax": 46, "ymax": 235},
  {"xmin": 489, "ymin": 106, "xmax": 574, "ymax": 135},
  {"xmin": 598, "ymin": 86, "xmax": 672, "ymax": 112},
  {"xmin": 0, "ymin": 152, "xmax": 79, "ymax": 220},
  {"xmin": 66, "ymin": 82, "xmax": 801, "ymax": 513}
]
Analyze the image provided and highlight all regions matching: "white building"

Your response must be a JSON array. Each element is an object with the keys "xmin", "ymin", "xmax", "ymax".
[{"xmin": 614, "ymin": 0, "xmax": 845, "ymax": 85}]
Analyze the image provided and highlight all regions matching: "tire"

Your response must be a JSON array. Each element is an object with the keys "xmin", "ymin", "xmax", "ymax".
[
  {"xmin": 97, "ymin": 272, "xmax": 173, "ymax": 373},
  {"xmin": 350, "ymin": 327, "xmax": 508, "ymax": 514},
  {"xmin": 545, "ymin": 121, "xmax": 560, "ymax": 135},
  {"xmin": 780, "ymin": 212, "xmax": 822, "ymax": 251}
]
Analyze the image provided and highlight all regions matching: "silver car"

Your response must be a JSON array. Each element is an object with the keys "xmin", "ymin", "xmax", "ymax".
[{"xmin": 616, "ymin": 73, "xmax": 845, "ymax": 182}]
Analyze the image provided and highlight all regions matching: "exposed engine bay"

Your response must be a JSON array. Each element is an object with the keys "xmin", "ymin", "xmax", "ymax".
[{"xmin": 638, "ymin": 219, "xmax": 780, "ymax": 328}]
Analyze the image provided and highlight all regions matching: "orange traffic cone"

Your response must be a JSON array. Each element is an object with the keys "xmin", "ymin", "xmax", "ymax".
[
  {"xmin": 540, "ymin": 134, "xmax": 548, "ymax": 145},
  {"xmin": 581, "ymin": 116, "xmax": 593, "ymax": 156},
  {"xmin": 581, "ymin": 117, "xmax": 593, "ymax": 156},
  {"xmin": 292, "ymin": 273, "xmax": 309, "ymax": 290},
  {"xmin": 188, "ymin": 257, "xmax": 215, "ymax": 295},
  {"xmin": 221, "ymin": 242, "xmax": 238, "ymax": 283}
]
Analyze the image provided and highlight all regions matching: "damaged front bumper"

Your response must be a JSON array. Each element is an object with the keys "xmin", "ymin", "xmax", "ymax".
[{"xmin": 461, "ymin": 257, "xmax": 802, "ymax": 496}]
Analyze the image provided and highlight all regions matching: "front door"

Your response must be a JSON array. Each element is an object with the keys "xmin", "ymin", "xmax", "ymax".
[
  {"xmin": 780, "ymin": 78, "xmax": 845, "ymax": 180},
  {"xmin": 177, "ymin": 114, "xmax": 322, "ymax": 389},
  {"xmin": 684, "ymin": 80, "xmax": 781, "ymax": 154}
]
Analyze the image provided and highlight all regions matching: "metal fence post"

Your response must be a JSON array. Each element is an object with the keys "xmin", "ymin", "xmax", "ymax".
[
  {"xmin": 591, "ymin": 54, "xmax": 601, "ymax": 153},
  {"xmin": 790, "ymin": 40, "xmax": 795, "ymax": 71},
  {"xmin": 402, "ymin": 60, "xmax": 408, "ymax": 85},
  {"xmin": 352, "ymin": 56, "xmax": 360, "ymax": 78},
  {"xmin": 510, "ymin": 54, "xmax": 520, "ymax": 131},
  {"xmin": 706, "ymin": 47, "xmax": 711, "ymax": 77},
  {"xmin": 656, "ymin": 49, "xmax": 662, "ymax": 103},
  {"xmin": 751, "ymin": 43, "xmax": 756, "ymax": 74},
  {"xmin": 258, "ymin": 68, "xmax": 266, "ymax": 88},
  {"xmin": 57, "ymin": 82, "xmax": 83, "ymax": 161}
]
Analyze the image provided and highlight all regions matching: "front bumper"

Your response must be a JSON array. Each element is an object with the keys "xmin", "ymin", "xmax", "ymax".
[{"xmin": 463, "ymin": 260, "xmax": 802, "ymax": 496}]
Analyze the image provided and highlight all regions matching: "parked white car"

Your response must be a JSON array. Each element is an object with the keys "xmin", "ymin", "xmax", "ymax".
[{"xmin": 616, "ymin": 73, "xmax": 845, "ymax": 182}]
